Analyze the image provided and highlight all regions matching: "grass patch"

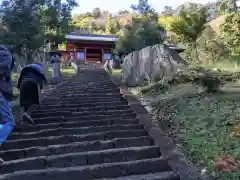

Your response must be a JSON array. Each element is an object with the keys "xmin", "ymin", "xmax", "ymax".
[
  {"xmin": 112, "ymin": 69, "xmax": 122, "ymax": 77},
  {"xmin": 140, "ymin": 70, "xmax": 240, "ymax": 179},
  {"xmin": 175, "ymin": 91, "xmax": 240, "ymax": 179}
]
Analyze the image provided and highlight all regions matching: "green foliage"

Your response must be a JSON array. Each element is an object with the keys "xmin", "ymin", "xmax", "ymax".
[
  {"xmin": 198, "ymin": 26, "xmax": 228, "ymax": 62},
  {"xmin": 105, "ymin": 14, "xmax": 120, "ymax": 35},
  {"xmin": 199, "ymin": 73, "xmax": 222, "ymax": 93},
  {"xmin": 170, "ymin": 6, "xmax": 207, "ymax": 43},
  {"xmin": 0, "ymin": 0, "xmax": 45, "ymax": 59},
  {"xmin": 0, "ymin": 0, "xmax": 78, "ymax": 61},
  {"xmin": 72, "ymin": 9, "xmax": 123, "ymax": 35},
  {"xmin": 141, "ymin": 67, "xmax": 240, "ymax": 94},
  {"xmin": 170, "ymin": 6, "xmax": 207, "ymax": 62},
  {"xmin": 216, "ymin": 0, "xmax": 235, "ymax": 15},
  {"xmin": 131, "ymin": 0, "xmax": 158, "ymax": 22},
  {"xmin": 220, "ymin": 12, "xmax": 240, "ymax": 56},
  {"xmin": 115, "ymin": 18, "xmax": 165, "ymax": 55},
  {"xmin": 42, "ymin": 0, "xmax": 78, "ymax": 48},
  {"xmin": 115, "ymin": 0, "xmax": 165, "ymax": 55}
]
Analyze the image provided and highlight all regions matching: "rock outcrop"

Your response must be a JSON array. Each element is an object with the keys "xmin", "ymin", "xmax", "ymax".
[{"xmin": 121, "ymin": 44, "xmax": 188, "ymax": 87}]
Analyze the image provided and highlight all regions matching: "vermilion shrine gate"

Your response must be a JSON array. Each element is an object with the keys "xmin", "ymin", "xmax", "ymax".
[{"xmin": 61, "ymin": 32, "xmax": 117, "ymax": 64}]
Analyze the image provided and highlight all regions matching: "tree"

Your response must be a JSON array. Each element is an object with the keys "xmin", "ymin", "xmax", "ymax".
[
  {"xmin": 118, "ymin": 10, "xmax": 130, "ymax": 16},
  {"xmin": 0, "ymin": 0, "xmax": 45, "ymax": 62},
  {"xmin": 92, "ymin": 8, "xmax": 101, "ymax": 18},
  {"xmin": 161, "ymin": 6, "xmax": 174, "ymax": 16},
  {"xmin": 220, "ymin": 12, "xmax": 240, "ymax": 56},
  {"xmin": 216, "ymin": 0, "xmax": 235, "ymax": 15},
  {"xmin": 115, "ymin": 17, "xmax": 166, "ymax": 55},
  {"xmin": 198, "ymin": 26, "xmax": 228, "ymax": 62},
  {"xmin": 131, "ymin": 0, "xmax": 158, "ymax": 21},
  {"xmin": 158, "ymin": 15, "xmax": 179, "ymax": 31},
  {"xmin": 43, "ymin": 0, "xmax": 78, "ymax": 49},
  {"xmin": 105, "ymin": 14, "xmax": 114, "ymax": 34},
  {"xmin": 170, "ymin": 6, "xmax": 207, "ymax": 62},
  {"xmin": 0, "ymin": 0, "xmax": 78, "ymax": 63}
]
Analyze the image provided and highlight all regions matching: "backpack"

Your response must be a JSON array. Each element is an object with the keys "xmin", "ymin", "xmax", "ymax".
[
  {"xmin": 17, "ymin": 63, "xmax": 47, "ymax": 90},
  {"xmin": 0, "ymin": 45, "xmax": 14, "ymax": 101}
]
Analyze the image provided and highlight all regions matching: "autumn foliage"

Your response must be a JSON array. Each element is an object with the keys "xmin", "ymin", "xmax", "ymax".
[{"xmin": 213, "ymin": 156, "xmax": 240, "ymax": 172}]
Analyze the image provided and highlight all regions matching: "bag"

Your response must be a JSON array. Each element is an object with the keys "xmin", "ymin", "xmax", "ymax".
[{"xmin": 17, "ymin": 63, "xmax": 46, "ymax": 90}]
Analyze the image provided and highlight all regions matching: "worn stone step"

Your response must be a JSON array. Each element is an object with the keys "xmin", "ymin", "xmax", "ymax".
[
  {"xmin": 0, "ymin": 137, "xmax": 153, "ymax": 161},
  {"xmin": 43, "ymin": 97, "xmax": 126, "ymax": 105},
  {"xmin": 59, "ymin": 90, "xmax": 120, "ymax": 95},
  {"xmin": 3, "ymin": 130, "xmax": 148, "ymax": 150},
  {"xmin": 60, "ymin": 91, "xmax": 120, "ymax": 95},
  {"xmin": 59, "ymin": 85, "xmax": 118, "ymax": 89},
  {"xmin": 48, "ymin": 92, "xmax": 122, "ymax": 100},
  {"xmin": 0, "ymin": 158, "xmax": 171, "ymax": 180},
  {"xmin": 94, "ymin": 171, "xmax": 179, "ymax": 180},
  {"xmin": 58, "ymin": 88, "xmax": 119, "ymax": 93},
  {"xmin": 58, "ymin": 85, "xmax": 117, "ymax": 90},
  {"xmin": 38, "ymin": 101, "xmax": 128, "ymax": 110},
  {"xmin": 14, "ymin": 119, "xmax": 139, "ymax": 133},
  {"xmin": 32, "ymin": 109, "xmax": 135, "ymax": 119},
  {"xmin": 57, "ymin": 87, "xmax": 119, "ymax": 94},
  {"xmin": 0, "ymin": 146, "xmax": 160, "ymax": 174},
  {"xmin": 9, "ymin": 124, "xmax": 143, "ymax": 140},
  {"xmin": 46, "ymin": 95, "xmax": 122, "ymax": 100},
  {"xmin": 33, "ymin": 113, "xmax": 137, "ymax": 123},
  {"xmin": 46, "ymin": 94, "xmax": 122, "ymax": 101},
  {"xmin": 34, "ymin": 105, "xmax": 131, "ymax": 114}
]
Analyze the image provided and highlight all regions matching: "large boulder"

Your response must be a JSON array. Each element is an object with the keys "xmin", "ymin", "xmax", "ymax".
[{"xmin": 121, "ymin": 44, "xmax": 188, "ymax": 86}]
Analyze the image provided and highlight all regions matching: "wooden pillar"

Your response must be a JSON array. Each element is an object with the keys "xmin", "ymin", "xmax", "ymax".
[
  {"xmin": 101, "ymin": 48, "xmax": 104, "ymax": 64},
  {"xmin": 84, "ymin": 47, "xmax": 87, "ymax": 64}
]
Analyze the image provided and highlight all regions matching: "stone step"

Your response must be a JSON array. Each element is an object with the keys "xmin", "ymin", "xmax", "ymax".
[
  {"xmin": 59, "ymin": 91, "xmax": 120, "ymax": 95},
  {"xmin": 9, "ymin": 124, "xmax": 143, "ymax": 140},
  {"xmin": 46, "ymin": 94, "xmax": 123, "ymax": 101},
  {"xmin": 0, "ymin": 137, "xmax": 153, "ymax": 161},
  {"xmin": 58, "ymin": 89, "xmax": 120, "ymax": 93},
  {"xmin": 94, "ymin": 171, "xmax": 179, "ymax": 180},
  {"xmin": 0, "ymin": 146, "xmax": 160, "ymax": 174},
  {"xmin": 3, "ymin": 130, "xmax": 148, "ymax": 150},
  {"xmin": 34, "ymin": 105, "xmax": 131, "ymax": 114},
  {"xmin": 14, "ymin": 119, "xmax": 139, "ymax": 132},
  {"xmin": 42, "ymin": 97, "xmax": 126, "ymax": 105},
  {"xmin": 0, "ymin": 158, "xmax": 172, "ymax": 180},
  {"xmin": 44, "ymin": 96, "xmax": 123, "ymax": 102},
  {"xmin": 31, "ymin": 109, "xmax": 134, "ymax": 118},
  {"xmin": 33, "ymin": 113, "xmax": 137, "ymax": 123},
  {"xmin": 38, "ymin": 101, "xmax": 128, "ymax": 110},
  {"xmin": 57, "ymin": 86, "xmax": 118, "ymax": 91},
  {"xmin": 58, "ymin": 86, "xmax": 118, "ymax": 91}
]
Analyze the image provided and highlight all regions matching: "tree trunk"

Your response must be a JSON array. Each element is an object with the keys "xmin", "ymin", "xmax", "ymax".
[
  {"xmin": 26, "ymin": 50, "xmax": 34, "ymax": 64},
  {"xmin": 56, "ymin": 0, "xmax": 61, "ymax": 49},
  {"xmin": 195, "ymin": 42, "xmax": 200, "ymax": 64}
]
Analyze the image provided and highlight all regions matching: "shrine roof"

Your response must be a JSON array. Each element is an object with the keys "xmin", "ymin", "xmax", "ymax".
[{"xmin": 66, "ymin": 32, "xmax": 118, "ymax": 42}]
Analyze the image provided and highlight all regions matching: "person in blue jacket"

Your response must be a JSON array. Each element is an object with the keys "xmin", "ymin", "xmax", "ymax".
[
  {"xmin": 0, "ymin": 45, "xmax": 15, "ymax": 163},
  {"xmin": 17, "ymin": 63, "xmax": 46, "ymax": 124}
]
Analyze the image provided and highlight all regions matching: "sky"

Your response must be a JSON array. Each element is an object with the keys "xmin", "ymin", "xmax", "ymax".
[{"xmin": 72, "ymin": 0, "xmax": 217, "ymax": 14}]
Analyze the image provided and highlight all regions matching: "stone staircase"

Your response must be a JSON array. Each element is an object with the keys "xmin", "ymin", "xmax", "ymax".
[{"xmin": 0, "ymin": 69, "xmax": 180, "ymax": 180}]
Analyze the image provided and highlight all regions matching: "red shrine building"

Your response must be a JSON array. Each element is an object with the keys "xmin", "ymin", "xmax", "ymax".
[{"xmin": 63, "ymin": 32, "xmax": 117, "ymax": 64}]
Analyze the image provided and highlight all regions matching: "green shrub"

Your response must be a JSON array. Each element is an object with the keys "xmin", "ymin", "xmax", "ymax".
[{"xmin": 199, "ymin": 75, "xmax": 221, "ymax": 93}]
